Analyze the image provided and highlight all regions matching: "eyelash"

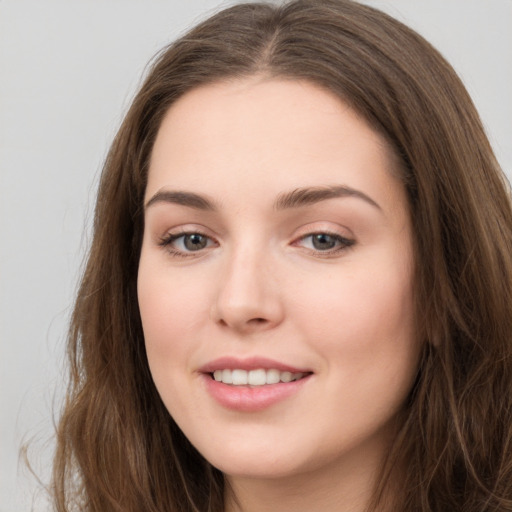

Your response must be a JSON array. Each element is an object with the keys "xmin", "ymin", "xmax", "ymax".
[
  {"xmin": 158, "ymin": 231, "xmax": 217, "ymax": 258},
  {"xmin": 158, "ymin": 230, "xmax": 355, "ymax": 258},
  {"xmin": 294, "ymin": 231, "xmax": 355, "ymax": 257}
]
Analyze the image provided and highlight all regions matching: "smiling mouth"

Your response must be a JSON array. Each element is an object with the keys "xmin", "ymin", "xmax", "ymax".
[{"xmin": 211, "ymin": 368, "xmax": 309, "ymax": 386}]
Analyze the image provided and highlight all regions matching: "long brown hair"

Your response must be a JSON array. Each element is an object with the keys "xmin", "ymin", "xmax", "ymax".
[{"xmin": 52, "ymin": 1, "xmax": 512, "ymax": 510}]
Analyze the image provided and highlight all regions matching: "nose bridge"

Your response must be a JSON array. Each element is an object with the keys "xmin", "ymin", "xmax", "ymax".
[{"xmin": 212, "ymin": 236, "xmax": 283, "ymax": 331}]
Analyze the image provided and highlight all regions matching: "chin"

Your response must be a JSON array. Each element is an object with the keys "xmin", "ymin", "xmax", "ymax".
[
  {"xmin": 211, "ymin": 456, "xmax": 305, "ymax": 480},
  {"xmin": 198, "ymin": 439, "xmax": 309, "ymax": 479}
]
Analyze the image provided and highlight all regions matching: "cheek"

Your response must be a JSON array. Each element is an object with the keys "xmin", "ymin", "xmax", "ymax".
[
  {"xmin": 137, "ymin": 260, "xmax": 207, "ymax": 424},
  {"xmin": 293, "ymin": 253, "xmax": 417, "ymax": 380},
  {"xmin": 137, "ymin": 256, "xmax": 208, "ymax": 367},
  {"xmin": 298, "ymin": 266, "xmax": 413, "ymax": 336}
]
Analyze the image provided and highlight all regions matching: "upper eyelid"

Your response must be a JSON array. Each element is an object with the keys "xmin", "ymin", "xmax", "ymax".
[
  {"xmin": 157, "ymin": 223, "xmax": 353, "ymax": 242},
  {"xmin": 158, "ymin": 224, "xmax": 217, "ymax": 239},
  {"xmin": 292, "ymin": 223, "xmax": 354, "ymax": 241},
  {"xmin": 160, "ymin": 230, "xmax": 216, "ymax": 244}
]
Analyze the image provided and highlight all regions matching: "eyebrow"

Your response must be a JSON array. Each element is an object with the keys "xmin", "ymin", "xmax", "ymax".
[
  {"xmin": 144, "ymin": 185, "xmax": 381, "ymax": 212},
  {"xmin": 145, "ymin": 190, "xmax": 217, "ymax": 211},
  {"xmin": 273, "ymin": 185, "xmax": 381, "ymax": 211}
]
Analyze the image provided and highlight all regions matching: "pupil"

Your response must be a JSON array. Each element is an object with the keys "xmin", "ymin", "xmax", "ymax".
[
  {"xmin": 312, "ymin": 233, "xmax": 336, "ymax": 250},
  {"xmin": 184, "ymin": 234, "xmax": 207, "ymax": 251}
]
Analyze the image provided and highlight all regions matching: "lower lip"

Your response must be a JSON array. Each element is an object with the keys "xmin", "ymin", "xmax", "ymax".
[{"xmin": 202, "ymin": 374, "xmax": 311, "ymax": 412}]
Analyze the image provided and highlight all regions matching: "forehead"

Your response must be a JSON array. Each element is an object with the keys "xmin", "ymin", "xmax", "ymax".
[{"xmin": 147, "ymin": 78, "xmax": 404, "ymax": 213}]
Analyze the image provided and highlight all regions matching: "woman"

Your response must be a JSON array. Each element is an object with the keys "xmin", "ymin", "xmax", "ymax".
[{"xmin": 52, "ymin": 0, "xmax": 512, "ymax": 510}]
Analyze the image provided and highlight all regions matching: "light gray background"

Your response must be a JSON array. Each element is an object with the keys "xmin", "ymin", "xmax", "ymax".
[{"xmin": 1, "ymin": 1, "xmax": 511, "ymax": 510}]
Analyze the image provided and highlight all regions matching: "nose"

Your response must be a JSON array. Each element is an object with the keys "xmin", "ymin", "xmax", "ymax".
[{"xmin": 211, "ymin": 246, "xmax": 284, "ymax": 334}]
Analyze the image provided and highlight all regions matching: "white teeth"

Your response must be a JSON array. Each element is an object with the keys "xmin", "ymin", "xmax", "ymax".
[
  {"xmin": 231, "ymin": 369, "xmax": 248, "ymax": 385},
  {"xmin": 266, "ymin": 368, "xmax": 280, "ymax": 384},
  {"xmin": 280, "ymin": 371, "xmax": 293, "ymax": 383},
  {"xmin": 222, "ymin": 369, "xmax": 232, "ymax": 384},
  {"xmin": 212, "ymin": 368, "xmax": 305, "ymax": 386},
  {"xmin": 248, "ymin": 369, "xmax": 266, "ymax": 386}
]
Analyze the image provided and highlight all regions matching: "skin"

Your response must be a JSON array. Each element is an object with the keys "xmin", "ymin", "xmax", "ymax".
[{"xmin": 137, "ymin": 78, "xmax": 419, "ymax": 512}]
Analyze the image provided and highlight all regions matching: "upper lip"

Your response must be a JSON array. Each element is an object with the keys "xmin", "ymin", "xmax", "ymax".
[{"xmin": 199, "ymin": 356, "xmax": 311, "ymax": 374}]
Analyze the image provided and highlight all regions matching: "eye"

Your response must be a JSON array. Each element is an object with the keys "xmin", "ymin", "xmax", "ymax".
[
  {"xmin": 180, "ymin": 233, "xmax": 209, "ymax": 251},
  {"xmin": 159, "ymin": 231, "xmax": 217, "ymax": 256},
  {"xmin": 296, "ymin": 232, "xmax": 354, "ymax": 254}
]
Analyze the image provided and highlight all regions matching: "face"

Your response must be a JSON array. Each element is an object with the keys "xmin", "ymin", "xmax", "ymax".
[{"xmin": 138, "ymin": 78, "xmax": 418, "ymax": 483}]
